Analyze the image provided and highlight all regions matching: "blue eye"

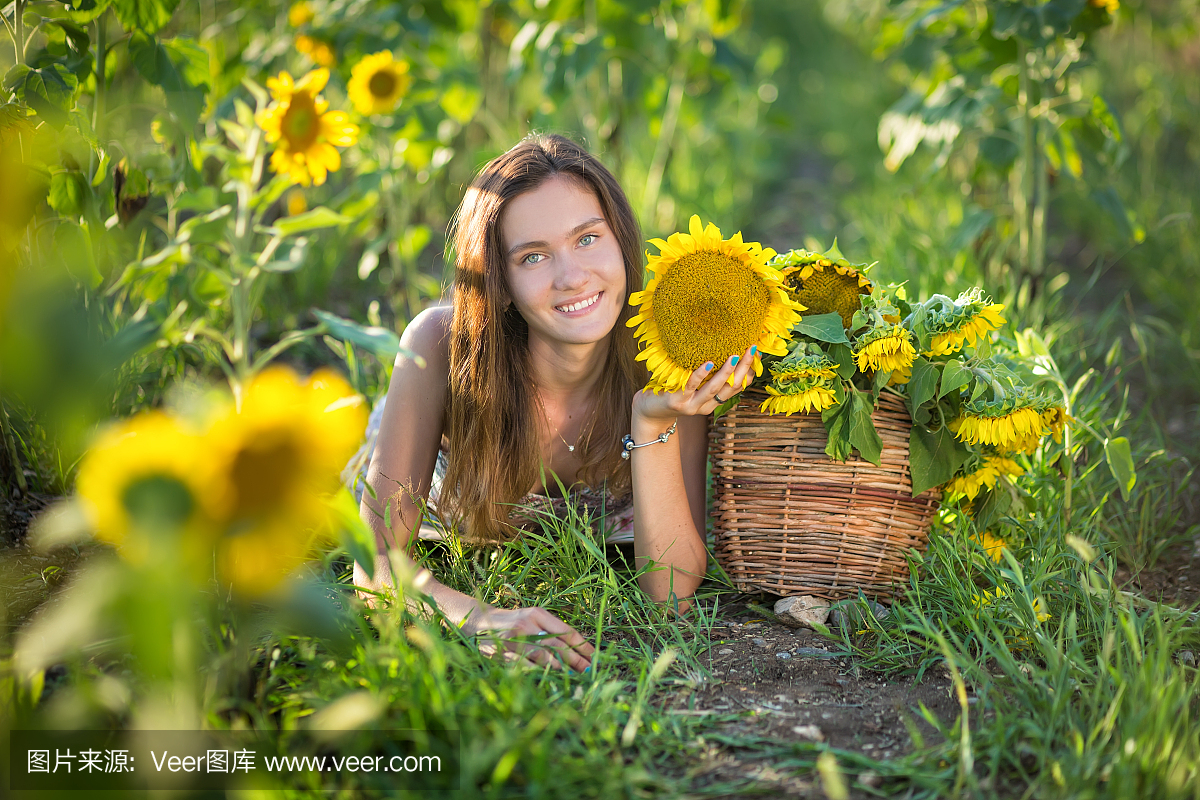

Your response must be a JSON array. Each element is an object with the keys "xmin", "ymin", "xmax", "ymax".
[
  {"xmin": 579, "ymin": 234, "xmax": 596, "ymax": 246},
  {"xmin": 523, "ymin": 253, "xmax": 545, "ymax": 264}
]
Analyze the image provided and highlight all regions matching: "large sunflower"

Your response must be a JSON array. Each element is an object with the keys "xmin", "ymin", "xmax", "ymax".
[
  {"xmin": 349, "ymin": 52, "xmax": 412, "ymax": 115},
  {"xmin": 922, "ymin": 290, "xmax": 1006, "ymax": 356},
  {"xmin": 256, "ymin": 69, "xmax": 358, "ymax": 187},
  {"xmin": 628, "ymin": 215, "xmax": 803, "ymax": 394},
  {"xmin": 76, "ymin": 412, "xmax": 224, "ymax": 565},
  {"xmin": 208, "ymin": 367, "xmax": 367, "ymax": 595},
  {"xmin": 775, "ymin": 248, "xmax": 872, "ymax": 329}
]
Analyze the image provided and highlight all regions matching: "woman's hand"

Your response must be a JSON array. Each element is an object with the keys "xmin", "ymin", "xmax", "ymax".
[
  {"xmin": 631, "ymin": 344, "xmax": 757, "ymax": 430},
  {"xmin": 464, "ymin": 606, "xmax": 595, "ymax": 672}
]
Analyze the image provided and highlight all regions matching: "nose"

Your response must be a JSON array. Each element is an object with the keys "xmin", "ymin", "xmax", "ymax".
[{"xmin": 551, "ymin": 249, "xmax": 588, "ymax": 291}]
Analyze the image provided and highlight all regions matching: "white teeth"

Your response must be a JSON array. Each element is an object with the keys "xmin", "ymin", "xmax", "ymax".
[{"xmin": 557, "ymin": 292, "xmax": 600, "ymax": 313}]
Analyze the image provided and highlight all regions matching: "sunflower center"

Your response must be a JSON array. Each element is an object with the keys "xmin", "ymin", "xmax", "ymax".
[
  {"xmin": 787, "ymin": 268, "xmax": 865, "ymax": 328},
  {"xmin": 122, "ymin": 474, "xmax": 195, "ymax": 530},
  {"xmin": 230, "ymin": 432, "xmax": 302, "ymax": 517},
  {"xmin": 281, "ymin": 90, "xmax": 321, "ymax": 150},
  {"xmin": 652, "ymin": 249, "xmax": 770, "ymax": 370},
  {"xmin": 368, "ymin": 70, "xmax": 397, "ymax": 98}
]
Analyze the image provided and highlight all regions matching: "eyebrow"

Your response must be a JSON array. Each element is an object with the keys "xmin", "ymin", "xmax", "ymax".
[{"xmin": 506, "ymin": 217, "xmax": 606, "ymax": 257}]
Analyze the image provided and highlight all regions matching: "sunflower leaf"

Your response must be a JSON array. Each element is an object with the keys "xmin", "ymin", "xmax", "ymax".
[
  {"xmin": 313, "ymin": 309, "xmax": 426, "ymax": 367},
  {"xmin": 907, "ymin": 357, "xmax": 940, "ymax": 410},
  {"xmin": 713, "ymin": 394, "xmax": 739, "ymax": 419},
  {"xmin": 822, "ymin": 399, "xmax": 854, "ymax": 462},
  {"xmin": 848, "ymin": 391, "xmax": 883, "ymax": 466},
  {"xmin": 828, "ymin": 343, "xmax": 856, "ymax": 380},
  {"xmin": 270, "ymin": 207, "xmax": 351, "ymax": 235},
  {"xmin": 325, "ymin": 488, "xmax": 376, "ymax": 581},
  {"xmin": 793, "ymin": 312, "xmax": 850, "ymax": 344},
  {"xmin": 938, "ymin": 359, "xmax": 973, "ymax": 400},
  {"xmin": 1104, "ymin": 436, "xmax": 1136, "ymax": 501},
  {"xmin": 909, "ymin": 423, "xmax": 969, "ymax": 497}
]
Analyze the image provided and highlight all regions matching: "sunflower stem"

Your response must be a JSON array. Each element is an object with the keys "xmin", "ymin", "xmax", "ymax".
[
  {"xmin": 13, "ymin": 0, "xmax": 25, "ymax": 66},
  {"xmin": 643, "ymin": 57, "xmax": 686, "ymax": 224},
  {"xmin": 91, "ymin": 10, "xmax": 106, "ymax": 157},
  {"xmin": 1016, "ymin": 41, "xmax": 1033, "ymax": 284}
]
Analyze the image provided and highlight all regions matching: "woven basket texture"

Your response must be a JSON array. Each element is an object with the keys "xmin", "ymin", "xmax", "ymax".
[{"xmin": 708, "ymin": 387, "xmax": 941, "ymax": 602}]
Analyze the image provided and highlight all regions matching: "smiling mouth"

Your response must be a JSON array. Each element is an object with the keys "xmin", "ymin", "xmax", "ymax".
[{"xmin": 555, "ymin": 292, "xmax": 602, "ymax": 313}]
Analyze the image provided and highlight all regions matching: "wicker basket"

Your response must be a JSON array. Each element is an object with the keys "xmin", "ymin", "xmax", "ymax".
[{"xmin": 708, "ymin": 387, "xmax": 941, "ymax": 602}]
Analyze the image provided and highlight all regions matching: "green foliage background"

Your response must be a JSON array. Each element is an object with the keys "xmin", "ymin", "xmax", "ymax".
[{"xmin": 2, "ymin": 0, "xmax": 1200, "ymax": 797}]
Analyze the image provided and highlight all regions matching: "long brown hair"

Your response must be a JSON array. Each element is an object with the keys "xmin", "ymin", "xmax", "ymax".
[{"xmin": 441, "ymin": 134, "xmax": 647, "ymax": 543}]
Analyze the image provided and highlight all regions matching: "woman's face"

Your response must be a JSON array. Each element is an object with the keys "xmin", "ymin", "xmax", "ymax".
[{"xmin": 500, "ymin": 175, "xmax": 627, "ymax": 349}]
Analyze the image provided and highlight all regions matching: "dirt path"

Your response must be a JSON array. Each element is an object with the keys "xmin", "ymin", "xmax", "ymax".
[{"xmin": 657, "ymin": 597, "xmax": 959, "ymax": 795}]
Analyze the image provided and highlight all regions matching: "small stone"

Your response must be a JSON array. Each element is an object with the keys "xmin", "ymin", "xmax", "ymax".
[
  {"xmin": 773, "ymin": 595, "xmax": 831, "ymax": 629},
  {"xmin": 1177, "ymin": 650, "xmax": 1196, "ymax": 668},
  {"xmin": 828, "ymin": 599, "xmax": 891, "ymax": 629},
  {"xmin": 717, "ymin": 648, "xmax": 734, "ymax": 656},
  {"xmin": 791, "ymin": 724, "xmax": 824, "ymax": 741},
  {"xmin": 859, "ymin": 770, "xmax": 882, "ymax": 789},
  {"xmin": 776, "ymin": 652, "xmax": 791, "ymax": 660},
  {"xmin": 752, "ymin": 637, "xmax": 768, "ymax": 648}
]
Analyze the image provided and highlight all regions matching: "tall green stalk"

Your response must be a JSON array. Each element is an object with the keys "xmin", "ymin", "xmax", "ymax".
[{"xmin": 13, "ymin": 0, "xmax": 25, "ymax": 66}]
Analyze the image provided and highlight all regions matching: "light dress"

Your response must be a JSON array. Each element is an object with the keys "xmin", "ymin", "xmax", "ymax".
[{"xmin": 344, "ymin": 395, "xmax": 637, "ymax": 544}]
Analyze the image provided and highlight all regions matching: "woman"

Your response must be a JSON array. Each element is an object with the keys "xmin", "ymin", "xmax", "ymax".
[{"xmin": 355, "ymin": 134, "xmax": 756, "ymax": 671}]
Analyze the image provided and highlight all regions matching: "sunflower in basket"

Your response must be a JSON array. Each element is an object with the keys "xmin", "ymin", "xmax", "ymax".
[
  {"xmin": 628, "ymin": 215, "xmax": 803, "ymax": 394},
  {"xmin": 850, "ymin": 291, "xmax": 916, "ymax": 376},
  {"xmin": 952, "ymin": 385, "xmax": 1067, "ymax": 455},
  {"xmin": 943, "ymin": 452, "xmax": 1025, "ymax": 501},
  {"xmin": 918, "ymin": 289, "xmax": 1007, "ymax": 356},
  {"xmin": 774, "ymin": 244, "xmax": 873, "ymax": 329},
  {"xmin": 759, "ymin": 346, "xmax": 840, "ymax": 415}
]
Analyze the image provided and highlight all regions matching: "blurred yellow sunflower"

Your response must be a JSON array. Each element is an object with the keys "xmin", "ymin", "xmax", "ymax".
[
  {"xmin": 778, "ymin": 252, "xmax": 872, "ymax": 329},
  {"xmin": 288, "ymin": 1, "xmax": 314, "ymax": 26},
  {"xmin": 944, "ymin": 454, "xmax": 1024, "ymax": 501},
  {"xmin": 628, "ymin": 215, "xmax": 803, "ymax": 393},
  {"xmin": 853, "ymin": 324, "xmax": 915, "ymax": 374},
  {"xmin": 208, "ymin": 366, "xmax": 367, "ymax": 595},
  {"xmin": 924, "ymin": 292, "xmax": 1006, "ymax": 357},
  {"xmin": 256, "ymin": 68, "xmax": 358, "ymax": 186},
  {"xmin": 348, "ymin": 51, "xmax": 412, "ymax": 115},
  {"xmin": 760, "ymin": 384, "xmax": 838, "ymax": 415},
  {"xmin": 968, "ymin": 530, "xmax": 1007, "ymax": 562},
  {"xmin": 75, "ymin": 412, "xmax": 223, "ymax": 565},
  {"xmin": 295, "ymin": 34, "xmax": 336, "ymax": 67},
  {"xmin": 1089, "ymin": 0, "xmax": 1118, "ymax": 12}
]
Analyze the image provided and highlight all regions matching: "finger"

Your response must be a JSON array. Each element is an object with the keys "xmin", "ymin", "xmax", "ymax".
[
  {"xmin": 683, "ymin": 360, "xmax": 717, "ymax": 394},
  {"xmin": 727, "ymin": 344, "xmax": 757, "ymax": 391},
  {"xmin": 699, "ymin": 352, "xmax": 741, "ymax": 405},
  {"xmin": 532, "ymin": 611, "xmax": 596, "ymax": 670}
]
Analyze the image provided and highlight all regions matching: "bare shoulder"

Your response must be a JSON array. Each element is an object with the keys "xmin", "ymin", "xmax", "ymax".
[{"xmin": 399, "ymin": 303, "xmax": 452, "ymax": 367}]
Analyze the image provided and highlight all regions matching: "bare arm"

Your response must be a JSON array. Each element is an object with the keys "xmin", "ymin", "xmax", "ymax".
[
  {"xmin": 354, "ymin": 306, "xmax": 594, "ymax": 669},
  {"xmin": 629, "ymin": 346, "xmax": 757, "ymax": 604}
]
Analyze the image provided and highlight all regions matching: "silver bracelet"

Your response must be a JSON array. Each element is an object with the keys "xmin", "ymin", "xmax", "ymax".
[{"xmin": 620, "ymin": 420, "xmax": 678, "ymax": 459}]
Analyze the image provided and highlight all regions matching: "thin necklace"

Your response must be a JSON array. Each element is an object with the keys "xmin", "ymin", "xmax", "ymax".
[{"xmin": 534, "ymin": 390, "xmax": 597, "ymax": 453}]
